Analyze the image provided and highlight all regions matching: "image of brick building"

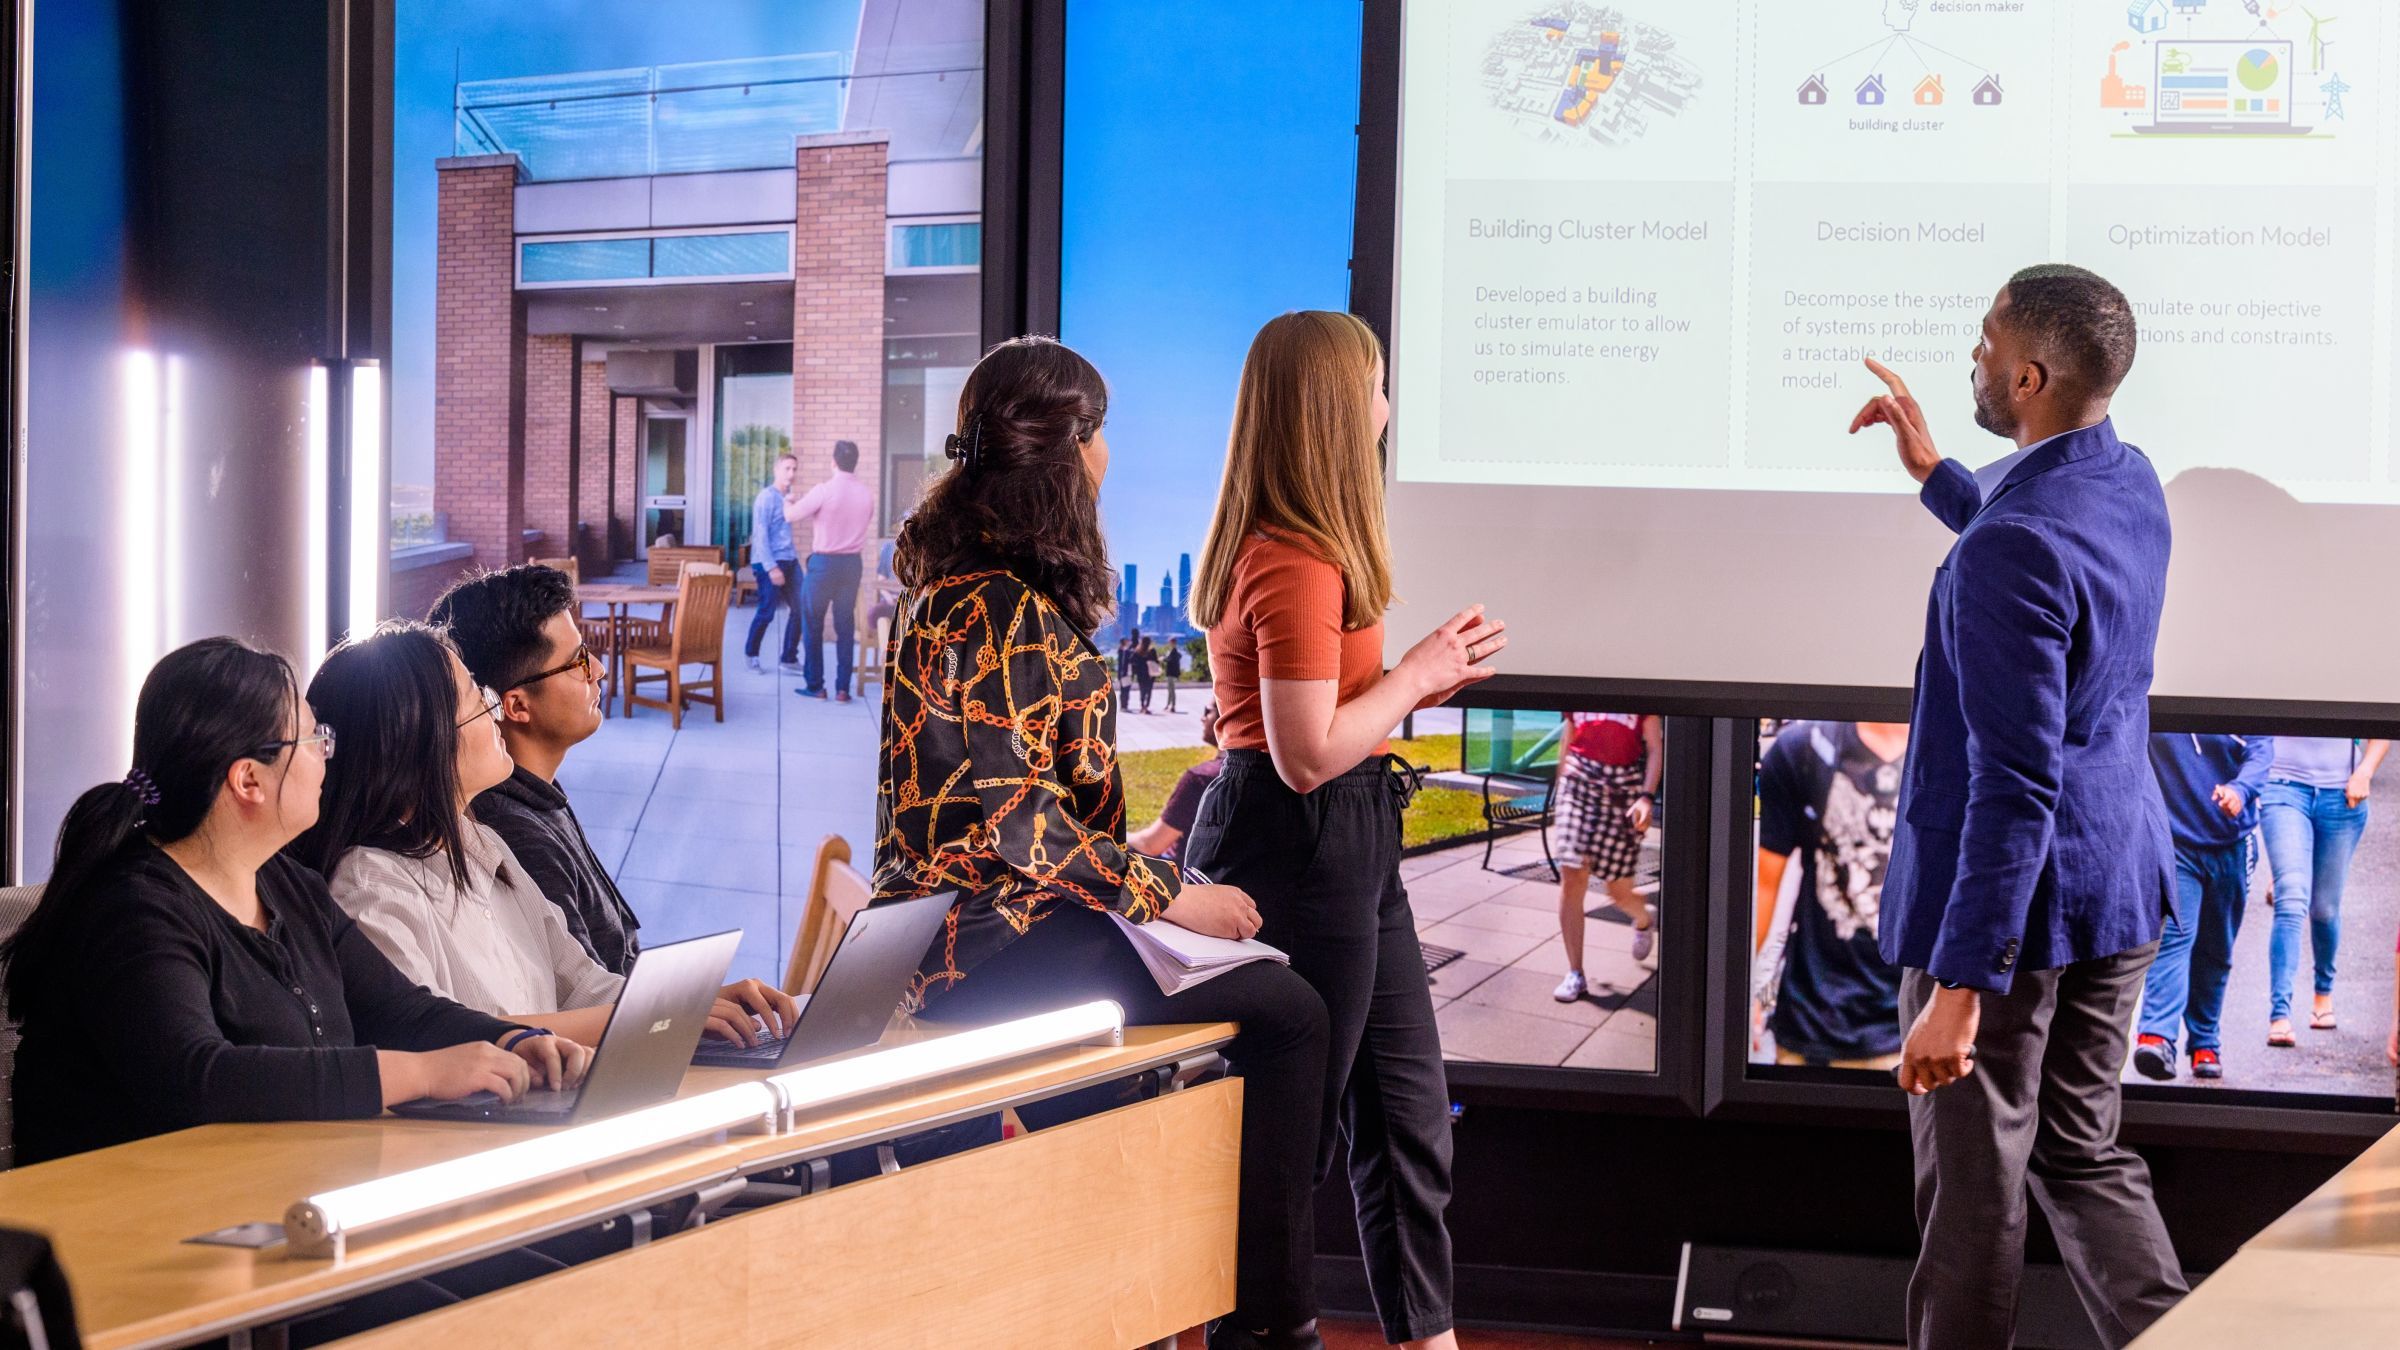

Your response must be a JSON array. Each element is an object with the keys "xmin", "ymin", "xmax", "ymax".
[{"xmin": 402, "ymin": 1, "xmax": 980, "ymax": 613}]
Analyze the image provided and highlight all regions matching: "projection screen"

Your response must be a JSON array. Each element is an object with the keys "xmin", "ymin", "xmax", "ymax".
[{"xmin": 1377, "ymin": 0, "xmax": 2400, "ymax": 708}]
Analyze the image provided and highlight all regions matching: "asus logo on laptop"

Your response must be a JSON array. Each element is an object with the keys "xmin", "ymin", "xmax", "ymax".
[{"xmin": 650, "ymin": 1018, "xmax": 674, "ymax": 1034}]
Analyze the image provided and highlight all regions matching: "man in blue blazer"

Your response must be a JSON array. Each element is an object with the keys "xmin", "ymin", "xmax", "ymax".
[{"xmin": 1850, "ymin": 264, "xmax": 2187, "ymax": 1350}]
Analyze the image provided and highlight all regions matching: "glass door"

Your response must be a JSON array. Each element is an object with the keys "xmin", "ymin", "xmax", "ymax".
[
  {"xmin": 640, "ymin": 406, "xmax": 694, "ymax": 553},
  {"xmin": 712, "ymin": 344, "xmax": 794, "ymax": 565}
]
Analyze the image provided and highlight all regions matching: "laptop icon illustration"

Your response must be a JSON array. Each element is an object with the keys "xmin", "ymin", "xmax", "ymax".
[{"xmin": 2134, "ymin": 39, "xmax": 2313, "ymax": 136}]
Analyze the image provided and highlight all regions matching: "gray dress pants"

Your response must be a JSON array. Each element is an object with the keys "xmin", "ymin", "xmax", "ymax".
[{"xmin": 1900, "ymin": 943, "xmax": 2190, "ymax": 1350}]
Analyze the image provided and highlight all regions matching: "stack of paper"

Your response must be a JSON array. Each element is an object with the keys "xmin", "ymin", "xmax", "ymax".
[{"xmin": 1108, "ymin": 913, "xmax": 1290, "ymax": 995}]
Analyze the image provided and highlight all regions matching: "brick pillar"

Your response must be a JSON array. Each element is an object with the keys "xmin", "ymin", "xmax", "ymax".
[
  {"xmin": 435, "ymin": 154, "xmax": 527, "ymax": 570},
  {"xmin": 791, "ymin": 132, "xmax": 889, "ymax": 554},
  {"xmin": 523, "ymin": 333, "xmax": 574, "ymax": 559},
  {"xmin": 576, "ymin": 360, "xmax": 615, "ymax": 572}
]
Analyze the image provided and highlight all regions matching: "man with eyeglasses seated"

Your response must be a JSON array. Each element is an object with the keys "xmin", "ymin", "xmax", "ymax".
[{"xmin": 430, "ymin": 565, "xmax": 641, "ymax": 977}]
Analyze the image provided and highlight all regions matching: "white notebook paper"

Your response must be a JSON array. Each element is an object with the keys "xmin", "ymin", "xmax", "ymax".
[{"xmin": 1108, "ymin": 913, "xmax": 1290, "ymax": 996}]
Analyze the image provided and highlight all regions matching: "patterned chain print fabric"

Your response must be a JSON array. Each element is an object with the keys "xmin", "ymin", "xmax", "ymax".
[{"xmin": 873, "ymin": 569, "xmax": 1178, "ymax": 1007}]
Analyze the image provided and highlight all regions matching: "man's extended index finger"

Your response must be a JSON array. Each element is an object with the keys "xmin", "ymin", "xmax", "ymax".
[{"xmin": 1863, "ymin": 356, "xmax": 1911, "ymax": 399}]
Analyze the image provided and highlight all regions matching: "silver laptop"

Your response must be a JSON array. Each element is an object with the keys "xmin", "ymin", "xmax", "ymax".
[
  {"xmin": 690, "ymin": 891, "xmax": 954, "ymax": 1069},
  {"xmin": 394, "ymin": 930, "xmax": 739, "ymax": 1124}
]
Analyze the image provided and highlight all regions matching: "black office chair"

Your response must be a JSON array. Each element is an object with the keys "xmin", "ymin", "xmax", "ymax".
[{"xmin": 0, "ymin": 1227, "xmax": 81, "ymax": 1350}]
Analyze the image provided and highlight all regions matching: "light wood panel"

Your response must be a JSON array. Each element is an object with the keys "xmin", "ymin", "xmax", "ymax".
[
  {"xmin": 0, "ymin": 1022, "xmax": 1235, "ymax": 1350},
  {"xmin": 326, "ymin": 1080, "xmax": 1243, "ymax": 1350},
  {"xmin": 2130, "ymin": 1248, "xmax": 2400, "ymax": 1348},
  {"xmin": 2245, "ymin": 1122, "xmax": 2400, "ymax": 1259}
]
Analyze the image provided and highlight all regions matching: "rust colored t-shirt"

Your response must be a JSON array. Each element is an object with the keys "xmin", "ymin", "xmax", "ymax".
[{"xmin": 1208, "ymin": 531, "xmax": 1386, "ymax": 754}]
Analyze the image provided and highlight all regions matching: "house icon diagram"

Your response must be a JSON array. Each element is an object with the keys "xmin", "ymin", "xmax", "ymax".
[
  {"xmin": 2128, "ymin": 0, "xmax": 2168, "ymax": 34},
  {"xmin": 1798, "ymin": 74, "xmax": 1829, "ymax": 105},
  {"xmin": 1857, "ymin": 74, "xmax": 1887, "ymax": 106},
  {"xmin": 1972, "ymin": 74, "xmax": 2004, "ymax": 105},
  {"xmin": 1915, "ymin": 75, "xmax": 1945, "ymax": 106}
]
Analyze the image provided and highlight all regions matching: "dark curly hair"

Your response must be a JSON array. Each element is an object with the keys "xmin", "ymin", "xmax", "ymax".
[
  {"xmin": 429, "ymin": 563, "xmax": 578, "ymax": 694},
  {"xmin": 895, "ymin": 335, "xmax": 1116, "ymax": 632}
]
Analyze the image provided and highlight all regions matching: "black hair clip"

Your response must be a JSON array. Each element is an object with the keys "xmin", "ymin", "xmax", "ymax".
[{"xmin": 943, "ymin": 412, "xmax": 986, "ymax": 477}]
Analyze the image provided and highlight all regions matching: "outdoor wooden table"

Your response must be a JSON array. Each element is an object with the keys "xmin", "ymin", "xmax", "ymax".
[{"xmin": 576, "ymin": 583, "xmax": 679, "ymax": 714}]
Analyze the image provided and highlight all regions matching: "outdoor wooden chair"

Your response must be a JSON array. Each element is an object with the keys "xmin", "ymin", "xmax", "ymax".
[
  {"xmin": 529, "ymin": 555, "xmax": 579, "ymax": 583},
  {"xmin": 731, "ymin": 537, "xmax": 759, "ymax": 606},
  {"xmin": 646, "ymin": 545, "xmax": 721, "ymax": 588},
  {"xmin": 607, "ymin": 548, "xmax": 724, "ymax": 652},
  {"xmin": 624, "ymin": 567, "xmax": 734, "ymax": 727},
  {"xmin": 780, "ymin": 836, "xmax": 875, "ymax": 997}
]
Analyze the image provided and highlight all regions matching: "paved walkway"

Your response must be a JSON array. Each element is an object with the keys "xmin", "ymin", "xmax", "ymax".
[
  {"xmin": 1409, "ymin": 830, "xmax": 1662, "ymax": 1071},
  {"xmin": 561, "ymin": 604, "xmax": 879, "ymax": 985}
]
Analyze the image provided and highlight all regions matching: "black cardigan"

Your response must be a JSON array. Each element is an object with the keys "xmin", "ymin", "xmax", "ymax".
[{"xmin": 10, "ymin": 848, "xmax": 518, "ymax": 1165}]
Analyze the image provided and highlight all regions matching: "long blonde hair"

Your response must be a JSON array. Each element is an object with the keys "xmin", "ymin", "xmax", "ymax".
[{"xmin": 1191, "ymin": 311, "xmax": 1394, "ymax": 631}]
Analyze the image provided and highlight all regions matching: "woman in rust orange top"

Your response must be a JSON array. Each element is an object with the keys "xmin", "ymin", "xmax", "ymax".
[
  {"xmin": 870, "ymin": 335, "xmax": 1332, "ymax": 1350},
  {"xmin": 1188, "ymin": 312, "xmax": 1505, "ymax": 1350}
]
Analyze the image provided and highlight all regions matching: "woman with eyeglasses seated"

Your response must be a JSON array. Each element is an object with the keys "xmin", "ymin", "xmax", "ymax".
[
  {"xmin": 3, "ymin": 638, "xmax": 590, "ymax": 1166},
  {"xmin": 290, "ymin": 622, "xmax": 797, "ymax": 1048}
]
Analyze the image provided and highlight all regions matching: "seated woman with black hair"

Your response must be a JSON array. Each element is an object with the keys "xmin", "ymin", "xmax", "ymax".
[
  {"xmin": 292, "ymin": 623, "xmax": 796, "ymax": 1047},
  {"xmin": 4, "ymin": 638, "xmax": 588, "ymax": 1166}
]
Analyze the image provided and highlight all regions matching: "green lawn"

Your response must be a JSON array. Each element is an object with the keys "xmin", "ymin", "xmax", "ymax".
[{"xmin": 1120, "ymin": 733, "xmax": 1485, "ymax": 851}]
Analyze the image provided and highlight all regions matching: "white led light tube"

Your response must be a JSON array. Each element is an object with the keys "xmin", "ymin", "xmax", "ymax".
[
  {"xmin": 283, "ymin": 1000, "xmax": 1126, "ymax": 1259},
  {"xmin": 763, "ymin": 999, "xmax": 1126, "ymax": 1117},
  {"xmin": 284, "ymin": 1082, "xmax": 782, "ymax": 1259}
]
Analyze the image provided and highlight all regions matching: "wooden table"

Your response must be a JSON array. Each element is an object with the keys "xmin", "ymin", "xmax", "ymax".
[
  {"xmin": 328, "ymin": 1080, "xmax": 1241, "ymax": 1349},
  {"xmin": 2133, "ymin": 1120, "xmax": 2400, "ymax": 1346},
  {"xmin": 0, "ymin": 1023, "xmax": 1238, "ymax": 1350},
  {"xmin": 576, "ymin": 583, "xmax": 678, "ymax": 713}
]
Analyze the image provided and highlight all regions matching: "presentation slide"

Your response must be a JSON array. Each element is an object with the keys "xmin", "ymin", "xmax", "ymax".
[{"xmin": 1384, "ymin": 0, "xmax": 2400, "ymax": 701}]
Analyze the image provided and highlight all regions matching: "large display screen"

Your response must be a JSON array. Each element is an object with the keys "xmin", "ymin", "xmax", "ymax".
[
  {"xmin": 1382, "ymin": 1, "xmax": 2400, "ymax": 703},
  {"xmin": 1747, "ymin": 721, "xmax": 2399, "ymax": 1100}
]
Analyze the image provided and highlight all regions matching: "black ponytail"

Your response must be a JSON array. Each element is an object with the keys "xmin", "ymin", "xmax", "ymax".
[{"xmin": 2, "ymin": 638, "xmax": 300, "ymax": 1020}]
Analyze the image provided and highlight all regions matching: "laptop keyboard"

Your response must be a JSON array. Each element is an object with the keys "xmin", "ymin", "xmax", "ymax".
[{"xmin": 700, "ymin": 1033, "xmax": 792, "ymax": 1064}]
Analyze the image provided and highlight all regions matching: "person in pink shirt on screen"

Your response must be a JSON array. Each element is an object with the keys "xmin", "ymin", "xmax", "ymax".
[{"xmin": 785, "ymin": 439, "xmax": 877, "ymax": 702}]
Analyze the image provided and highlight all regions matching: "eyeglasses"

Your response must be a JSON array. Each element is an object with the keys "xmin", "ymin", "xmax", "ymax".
[
  {"xmin": 256, "ymin": 724, "xmax": 337, "ymax": 762},
  {"xmin": 505, "ymin": 644, "xmax": 600, "ymax": 693},
  {"xmin": 456, "ymin": 687, "xmax": 503, "ymax": 730}
]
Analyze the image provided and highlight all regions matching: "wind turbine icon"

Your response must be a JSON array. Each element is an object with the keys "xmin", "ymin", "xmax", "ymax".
[{"xmin": 2301, "ymin": 8, "xmax": 2335, "ymax": 73}]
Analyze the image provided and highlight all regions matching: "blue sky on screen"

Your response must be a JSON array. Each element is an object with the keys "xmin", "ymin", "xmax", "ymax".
[
  {"xmin": 389, "ymin": 1, "xmax": 864, "ymax": 494},
  {"xmin": 1062, "ymin": 1, "xmax": 1362, "ymax": 595}
]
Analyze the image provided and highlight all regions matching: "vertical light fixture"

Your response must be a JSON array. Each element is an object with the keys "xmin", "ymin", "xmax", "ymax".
[
  {"xmin": 345, "ymin": 362, "xmax": 382, "ymax": 636},
  {"xmin": 304, "ymin": 364, "xmax": 331, "ymax": 667},
  {"xmin": 118, "ymin": 350, "xmax": 165, "ymax": 760},
  {"xmin": 160, "ymin": 355, "xmax": 187, "ymax": 650}
]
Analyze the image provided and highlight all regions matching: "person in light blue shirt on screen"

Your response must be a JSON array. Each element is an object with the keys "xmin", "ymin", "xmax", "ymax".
[
  {"xmin": 2258, "ymin": 735, "xmax": 2390, "ymax": 1045},
  {"xmin": 744, "ymin": 453, "xmax": 802, "ymax": 675}
]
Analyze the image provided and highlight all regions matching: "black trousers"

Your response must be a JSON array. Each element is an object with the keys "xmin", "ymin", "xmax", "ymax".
[
  {"xmin": 916, "ymin": 904, "xmax": 1331, "ymax": 1331},
  {"xmin": 1136, "ymin": 669, "xmax": 1156, "ymax": 712},
  {"xmin": 1901, "ymin": 943, "xmax": 2188, "ymax": 1350},
  {"xmin": 1184, "ymin": 750, "xmax": 1457, "ymax": 1344}
]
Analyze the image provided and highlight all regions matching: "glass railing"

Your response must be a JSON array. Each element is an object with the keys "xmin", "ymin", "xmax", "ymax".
[{"xmin": 454, "ymin": 54, "xmax": 848, "ymax": 182}]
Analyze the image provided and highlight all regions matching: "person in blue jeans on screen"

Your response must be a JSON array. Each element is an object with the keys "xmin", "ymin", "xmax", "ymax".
[
  {"xmin": 2260, "ymin": 736, "xmax": 2390, "ymax": 1045},
  {"xmin": 744, "ymin": 453, "xmax": 801, "ymax": 675},
  {"xmin": 2133, "ymin": 733, "xmax": 2272, "ymax": 1082}
]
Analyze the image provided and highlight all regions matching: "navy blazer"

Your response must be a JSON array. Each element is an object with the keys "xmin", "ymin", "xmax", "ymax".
[{"xmin": 1879, "ymin": 418, "xmax": 2176, "ymax": 993}]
